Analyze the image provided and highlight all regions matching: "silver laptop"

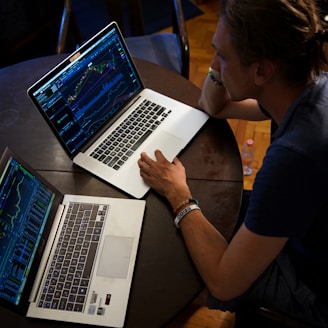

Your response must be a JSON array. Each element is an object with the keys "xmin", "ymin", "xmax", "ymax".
[
  {"xmin": 0, "ymin": 147, "xmax": 145, "ymax": 327},
  {"xmin": 27, "ymin": 21, "xmax": 208, "ymax": 199}
]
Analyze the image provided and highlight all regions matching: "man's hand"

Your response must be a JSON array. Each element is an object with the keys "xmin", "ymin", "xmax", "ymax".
[{"xmin": 138, "ymin": 150, "xmax": 192, "ymax": 207}]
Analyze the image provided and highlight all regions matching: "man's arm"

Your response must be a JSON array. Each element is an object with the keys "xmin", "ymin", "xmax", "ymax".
[{"xmin": 138, "ymin": 150, "xmax": 288, "ymax": 301}]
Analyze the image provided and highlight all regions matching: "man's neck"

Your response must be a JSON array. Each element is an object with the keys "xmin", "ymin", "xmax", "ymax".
[{"xmin": 258, "ymin": 79, "xmax": 309, "ymax": 124}]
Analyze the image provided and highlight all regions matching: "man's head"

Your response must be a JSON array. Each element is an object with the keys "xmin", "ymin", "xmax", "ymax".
[{"xmin": 218, "ymin": 0, "xmax": 326, "ymax": 86}]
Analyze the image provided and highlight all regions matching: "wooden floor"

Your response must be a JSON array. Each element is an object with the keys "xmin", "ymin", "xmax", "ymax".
[{"xmin": 161, "ymin": 0, "xmax": 271, "ymax": 327}]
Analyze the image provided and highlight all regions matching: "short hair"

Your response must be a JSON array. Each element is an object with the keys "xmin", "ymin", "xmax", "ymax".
[{"xmin": 219, "ymin": 0, "xmax": 328, "ymax": 84}]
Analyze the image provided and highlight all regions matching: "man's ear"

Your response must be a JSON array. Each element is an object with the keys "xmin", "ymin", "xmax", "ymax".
[{"xmin": 253, "ymin": 59, "xmax": 274, "ymax": 86}]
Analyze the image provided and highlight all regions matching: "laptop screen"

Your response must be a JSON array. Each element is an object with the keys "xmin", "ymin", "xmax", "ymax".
[
  {"xmin": 0, "ymin": 153, "xmax": 56, "ymax": 308},
  {"xmin": 28, "ymin": 23, "xmax": 143, "ymax": 157}
]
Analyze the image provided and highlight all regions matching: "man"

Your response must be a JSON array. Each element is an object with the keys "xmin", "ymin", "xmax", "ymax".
[{"xmin": 138, "ymin": 0, "xmax": 328, "ymax": 326}]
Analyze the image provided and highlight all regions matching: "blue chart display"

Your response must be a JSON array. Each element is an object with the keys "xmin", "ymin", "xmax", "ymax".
[
  {"xmin": 34, "ymin": 30, "xmax": 142, "ymax": 155},
  {"xmin": 0, "ymin": 158, "xmax": 54, "ymax": 305}
]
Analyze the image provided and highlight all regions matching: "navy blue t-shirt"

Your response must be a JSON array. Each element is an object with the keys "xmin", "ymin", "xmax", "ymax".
[{"xmin": 245, "ymin": 72, "xmax": 328, "ymax": 300}]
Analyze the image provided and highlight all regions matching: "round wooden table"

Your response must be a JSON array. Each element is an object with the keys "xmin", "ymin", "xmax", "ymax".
[{"xmin": 0, "ymin": 55, "xmax": 243, "ymax": 327}]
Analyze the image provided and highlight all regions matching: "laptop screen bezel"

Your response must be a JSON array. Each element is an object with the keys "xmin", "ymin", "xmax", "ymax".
[
  {"xmin": 0, "ymin": 147, "xmax": 64, "ymax": 315},
  {"xmin": 27, "ymin": 21, "xmax": 145, "ymax": 159}
]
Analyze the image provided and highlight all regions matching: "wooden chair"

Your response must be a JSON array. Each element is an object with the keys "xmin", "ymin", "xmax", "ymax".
[{"xmin": 57, "ymin": 0, "xmax": 190, "ymax": 78}]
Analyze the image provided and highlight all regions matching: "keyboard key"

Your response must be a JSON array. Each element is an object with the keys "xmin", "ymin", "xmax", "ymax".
[
  {"xmin": 37, "ymin": 202, "xmax": 108, "ymax": 313},
  {"xmin": 90, "ymin": 99, "xmax": 171, "ymax": 170}
]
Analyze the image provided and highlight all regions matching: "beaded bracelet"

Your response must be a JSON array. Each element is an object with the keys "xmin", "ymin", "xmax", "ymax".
[
  {"xmin": 173, "ymin": 198, "xmax": 199, "ymax": 215},
  {"xmin": 208, "ymin": 67, "xmax": 224, "ymax": 87},
  {"xmin": 174, "ymin": 204, "xmax": 201, "ymax": 229}
]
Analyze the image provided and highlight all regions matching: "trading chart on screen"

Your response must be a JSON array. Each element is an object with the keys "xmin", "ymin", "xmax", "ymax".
[
  {"xmin": 0, "ymin": 157, "xmax": 54, "ymax": 305},
  {"xmin": 32, "ymin": 27, "xmax": 142, "ymax": 155}
]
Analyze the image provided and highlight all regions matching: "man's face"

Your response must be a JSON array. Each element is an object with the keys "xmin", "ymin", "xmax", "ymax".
[{"xmin": 212, "ymin": 19, "xmax": 257, "ymax": 101}]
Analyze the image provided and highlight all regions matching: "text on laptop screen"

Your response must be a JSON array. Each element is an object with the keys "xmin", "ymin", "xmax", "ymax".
[
  {"xmin": 0, "ymin": 157, "xmax": 55, "ymax": 305},
  {"xmin": 31, "ymin": 26, "xmax": 143, "ymax": 155}
]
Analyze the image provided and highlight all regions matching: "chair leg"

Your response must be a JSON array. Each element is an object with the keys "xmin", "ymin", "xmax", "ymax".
[
  {"xmin": 57, "ymin": 0, "xmax": 72, "ymax": 53},
  {"xmin": 57, "ymin": 0, "xmax": 82, "ymax": 54}
]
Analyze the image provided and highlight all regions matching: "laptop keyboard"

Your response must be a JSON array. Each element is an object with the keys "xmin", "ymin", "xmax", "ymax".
[
  {"xmin": 90, "ymin": 99, "xmax": 172, "ymax": 170},
  {"xmin": 37, "ymin": 202, "xmax": 108, "ymax": 312}
]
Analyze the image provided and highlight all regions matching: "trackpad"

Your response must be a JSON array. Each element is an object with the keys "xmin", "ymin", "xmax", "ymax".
[
  {"xmin": 143, "ymin": 130, "xmax": 185, "ymax": 161},
  {"xmin": 97, "ymin": 236, "xmax": 134, "ymax": 279}
]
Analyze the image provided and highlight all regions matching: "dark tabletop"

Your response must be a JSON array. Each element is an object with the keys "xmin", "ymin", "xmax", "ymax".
[{"xmin": 0, "ymin": 55, "xmax": 243, "ymax": 327}]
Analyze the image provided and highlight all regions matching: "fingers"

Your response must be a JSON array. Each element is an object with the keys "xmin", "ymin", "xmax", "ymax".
[
  {"xmin": 138, "ymin": 150, "xmax": 172, "ymax": 180},
  {"xmin": 139, "ymin": 149, "xmax": 167, "ymax": 164},
  {"xmin": 139, "ymin": 150, "xmax": 182, "ymax": 171},
  {"xmin": 138, "ymin": 150, "xmax": 160, "ymax": 175},
  {"xmin": 172, "ymin": 156, "xmax": 182, "ymax": 166},
  {"xmin": 154, "ymin": 149, "xmax": 165, "ymax": 160},
  {"xmin": 138, "ymin": 152, "xmax": 151, "ymax": 168}
]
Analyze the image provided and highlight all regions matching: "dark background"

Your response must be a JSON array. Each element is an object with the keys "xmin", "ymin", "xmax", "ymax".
[{"xmin": 0, "ymin": 0, "xmax": 203, "ymax": 68}]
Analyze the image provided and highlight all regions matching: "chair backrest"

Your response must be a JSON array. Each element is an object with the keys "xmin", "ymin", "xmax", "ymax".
[
  {"xmin": 57, "ymin": 0, "xmax": 190, "ymax": 78},
  {"xmin": 107, "ymin": 0, "xmax": 145, "ymax": 36},
  {"xmin": 104, "ymin": 0, "xmax": 190, "ymax": 78}
]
